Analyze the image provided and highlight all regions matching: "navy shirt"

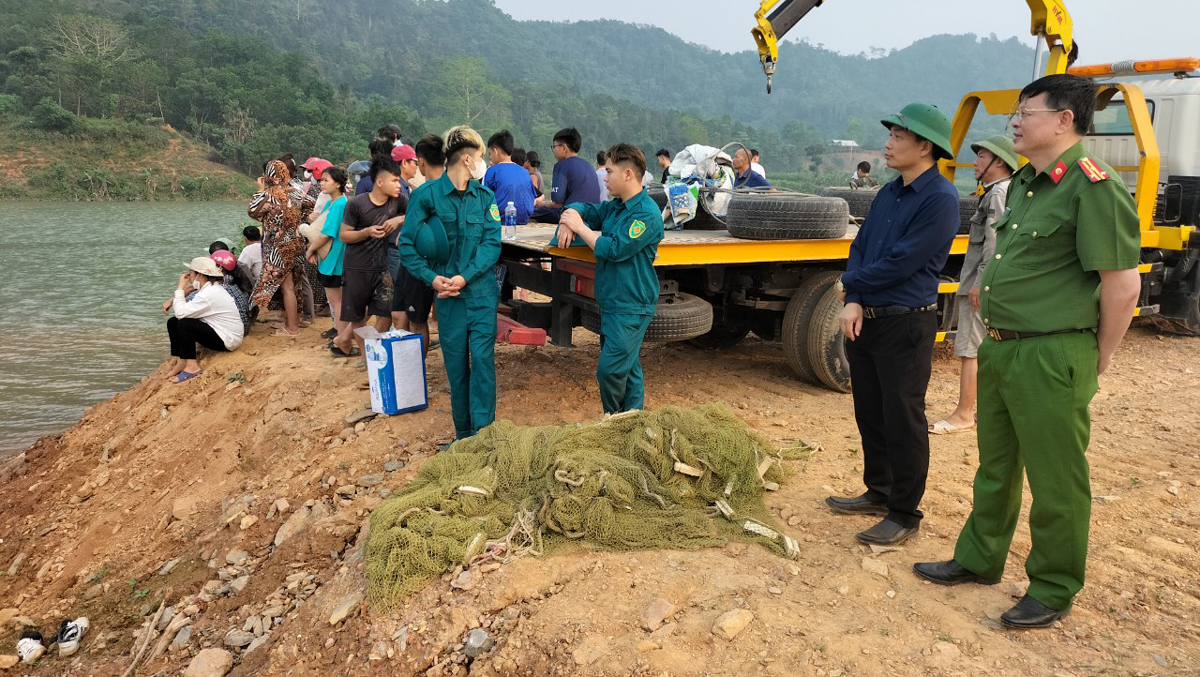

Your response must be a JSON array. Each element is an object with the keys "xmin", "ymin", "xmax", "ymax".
[
  {"xmin": 841, "ymin": 165, "xmax": 959, "ymax": 308},
  {"xmin": 484, "ymin": 162, "xmax": 536, "ymax": 224},
  {"xmin": 734, "ymin": 169, "xmax": 772, "ymax": 190},
  {"xmin": 550, "ymin": 156, "xmax": 601, "ymax": 206}
]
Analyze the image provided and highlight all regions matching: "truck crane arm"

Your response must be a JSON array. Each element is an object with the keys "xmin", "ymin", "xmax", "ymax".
[{"xmin": 751, "ymin": 0, "xmax": 824, "ymax": 93}]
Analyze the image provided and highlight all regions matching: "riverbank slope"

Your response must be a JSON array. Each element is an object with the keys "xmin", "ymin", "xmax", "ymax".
[
  {"xmin": 0, "ymin": 324, "xmax": 1197, "ymax": 675},
  {"xmin": 0, "ymin": 120, "xmax": 252, "ymax": 201}
]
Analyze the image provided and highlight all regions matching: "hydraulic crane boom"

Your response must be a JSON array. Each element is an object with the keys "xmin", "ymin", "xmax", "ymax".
[{"xmin": 750, "ymin": 0, "xmax": 1073, "ymax": 93}]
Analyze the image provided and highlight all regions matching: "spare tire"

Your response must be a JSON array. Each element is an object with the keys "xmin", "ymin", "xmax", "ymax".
[
  {"xmin": 647, "ymin": 183, "xmax": 669, "ymax": 210},
  {"xmin": 959, "ymin": 194, "xmax": 979, "ymax": 234},
  {"xmin": 725, "ymin": 194, "xmax": 849, "ymax": 240},
  {"xmin": 820, "ymin": 186, "xmax": 881, "ymax": 220},
  {"xmin": 686, "ymin": 194, "xmax": 725, "ymax": 231},
  {"xmin": 580, "ymin": 293, "xmax": 713, "ymax": 343}
]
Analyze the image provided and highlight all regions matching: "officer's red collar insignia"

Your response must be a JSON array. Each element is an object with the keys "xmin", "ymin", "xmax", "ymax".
[
  {"xmin": 1049, "ymin": 160, "xmax": 1068, "ymax": 184},
  {"xmin": 1077, "ymin": 157, "xmax": 1110, "ymax": 183}
]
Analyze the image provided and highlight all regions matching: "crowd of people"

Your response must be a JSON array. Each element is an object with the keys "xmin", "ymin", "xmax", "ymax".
[{"xmin": 156, "ymin": 73, "xmax": 1140, "ymax": 635}]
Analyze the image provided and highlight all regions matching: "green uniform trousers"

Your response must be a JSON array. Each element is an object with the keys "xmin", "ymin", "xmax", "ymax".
[
  {"xmin": 435, "ymin": 293, "xmax": 497, "ymax": 439},
  {"xmin": 954, "ymin": 330, "xmax": 1099, "ymax": 610},
  {"xmin": 597, "ymin": 313, "xmax": 653, "ymax": 414}
]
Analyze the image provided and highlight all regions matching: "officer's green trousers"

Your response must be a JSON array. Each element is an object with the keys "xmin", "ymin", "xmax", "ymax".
[
  {"xmin": 954, "ymin": 331, "xmax": 1099, "ymax": 610},
  {"xmin": 597, "ymin": 313, "xmax": 653, "ymax": 414},
  {"xmin": 434, "ymin": 293, "xmax": 497, "ymax": 439}
]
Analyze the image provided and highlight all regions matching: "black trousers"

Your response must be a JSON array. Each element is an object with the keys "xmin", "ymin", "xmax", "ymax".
[
  {"xmin": 844, "ymin": 310, "xmax": 937, "ymax": 528},
  {"xmin": 167, "ymin": 317, "xmax": 229, "ymax": 360}
]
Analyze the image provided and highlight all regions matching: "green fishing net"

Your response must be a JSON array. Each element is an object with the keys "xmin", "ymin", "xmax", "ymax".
[{"xmin": 364, "ymin": 404, "xmax": 815, "ymax": 607}]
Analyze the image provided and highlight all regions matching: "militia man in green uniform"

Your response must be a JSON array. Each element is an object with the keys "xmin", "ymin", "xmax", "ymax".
[
  {"xmin": 400, "ymin": 125, "xmax": 502, "ymax": 441},
  {"xmin": 914, "ymin": 74, "xmax": 1142, "ymax": 628},
  {"xmin": 556, "ymin": 143, "xmax": 664, "ymax": 414}
]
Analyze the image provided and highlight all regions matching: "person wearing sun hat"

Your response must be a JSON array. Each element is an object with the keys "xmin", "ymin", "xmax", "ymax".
[
  {"xmin": 825, "ymin": 102, "xmax": 961, "ymax": 546},
  {"xmin": 930, "ymin": 135, "xmax": 1018, "ymax": 437},
  {"xmin": 162, "ymin": 256, "xmax": 245, "ymax": 383}
]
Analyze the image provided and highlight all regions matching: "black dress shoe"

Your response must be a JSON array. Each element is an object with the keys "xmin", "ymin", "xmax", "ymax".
[
  {"xmin": 1001, "ymin": 595, "xmax": 1070, "ymax": 629},
  {"xmin": 912, "ymin": 559, "xmax": 1001, "ymax": 586},
  {"xmin": 854, "ymin": 518, "xmax": 918, "ymax": 545},
  {"xmin": 825, "ymin": 493, "xmax": 888, "ymax": 516}
]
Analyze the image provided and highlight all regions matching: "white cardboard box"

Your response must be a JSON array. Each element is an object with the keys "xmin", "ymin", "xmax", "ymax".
[{"xmin": 354, "ymin": 327, "xmax": 428, "ymax": 415}]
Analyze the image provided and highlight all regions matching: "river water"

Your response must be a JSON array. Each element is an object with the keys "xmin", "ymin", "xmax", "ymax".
[{"xmin": 0, "ymin": 202, "xmax": 248, "ymax": 456}]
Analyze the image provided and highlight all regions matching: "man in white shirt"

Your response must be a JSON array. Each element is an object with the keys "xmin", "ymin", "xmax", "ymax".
[
  {"xmin": 237, "ymin": 225, "xmax": 263, "ymax": 281},
  {"xmin": 750, "ymin": 149, "xmax": 767, "ymax": 179}
]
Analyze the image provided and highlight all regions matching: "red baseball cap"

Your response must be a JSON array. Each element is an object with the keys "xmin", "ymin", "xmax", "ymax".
[{"xmin": 391, "ymin": 145, "xmax": 416, "ymax": 162}]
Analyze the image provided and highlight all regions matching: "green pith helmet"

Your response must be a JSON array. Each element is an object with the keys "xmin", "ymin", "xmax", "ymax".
[
  {"xmin": 414, "ymin": 214, "xmax": 450, "ymax": 263},
  {"xmin": 880, "ymin": 102, "xmax": 954, "ymax": 160},
  {"xmin": 970, "ymin": 135, "xmax": 1020, "ymax": 171}
]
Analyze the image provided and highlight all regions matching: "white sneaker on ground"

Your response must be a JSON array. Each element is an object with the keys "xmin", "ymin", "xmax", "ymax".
[
  {"xmin": 17, "ymin": 630, "xmax": 45, "ymax": 663},
  {"xmin": 56, "ymin": 616, "xmax": 89, "ymax": 657}
]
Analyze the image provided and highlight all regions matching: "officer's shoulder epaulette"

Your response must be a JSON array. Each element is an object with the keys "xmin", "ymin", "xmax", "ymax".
[{"xmin": 1077, "ymin": 157, "xmax": 1110, "ymax": 183}]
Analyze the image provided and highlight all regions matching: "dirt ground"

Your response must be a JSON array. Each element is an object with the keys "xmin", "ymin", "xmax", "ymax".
[{"xmin": 0, "ymin": 318, "xmax": 1196, "ymax": 676}]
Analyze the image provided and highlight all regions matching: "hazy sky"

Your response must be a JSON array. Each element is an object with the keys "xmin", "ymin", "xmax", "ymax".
[{"xmin": 492, "ymin": 0, "xmax": 1195, "ymax": 64}]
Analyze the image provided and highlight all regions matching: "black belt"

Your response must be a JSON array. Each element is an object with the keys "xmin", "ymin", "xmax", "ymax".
[
  {"xmin": 986, "ymin": 328, "xmax": 1090, "ymax": 342},
  {"xmin": 862, "ymin": 303, "xmax": 937, "ymax": 319}
]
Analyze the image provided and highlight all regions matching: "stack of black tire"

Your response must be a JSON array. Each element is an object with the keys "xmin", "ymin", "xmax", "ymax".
[
  {"xmin": 724, "ymin": 193, "xmax": 850, "ymax": 240},
  {"xmin": 819, "ymin": 186, "xmax": 881, "ymax": 220}
]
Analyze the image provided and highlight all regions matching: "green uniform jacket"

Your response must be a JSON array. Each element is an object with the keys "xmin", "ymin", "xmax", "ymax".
[
  {"xmin": 566, "ymin": 188, "xmax": 664, "ymax": 316},
  {"xmin": 399, "ymin": 173, "xmax": 502, "ymax": 299},
  {"xmin": 979, "ymin": 142, "xmax": 1140, "ymax": 332}
]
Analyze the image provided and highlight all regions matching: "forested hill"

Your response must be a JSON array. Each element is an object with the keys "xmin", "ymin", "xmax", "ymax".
[{"xmin": 0, "ymin": 0, "xmax": 1037, "ymax": 197}]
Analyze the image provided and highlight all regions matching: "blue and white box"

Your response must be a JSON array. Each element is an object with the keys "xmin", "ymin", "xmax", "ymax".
[{"xmin": 354, "ymin": 327, "xmax": 428, "ymax": 415}]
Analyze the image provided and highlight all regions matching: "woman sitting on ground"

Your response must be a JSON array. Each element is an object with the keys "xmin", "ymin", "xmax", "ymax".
[
  {"xmin": 164, "ymin": 257, "xmax": 245, "ymax": 383},
  {"xmin": 209, "ymin": 249, "xmax": 253, "ymax": 336}
]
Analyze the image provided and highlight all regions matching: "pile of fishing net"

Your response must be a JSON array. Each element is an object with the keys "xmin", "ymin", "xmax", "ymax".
[{"xmin": 364, "ymin": 404, "xmax": 816, "ymax": 607}]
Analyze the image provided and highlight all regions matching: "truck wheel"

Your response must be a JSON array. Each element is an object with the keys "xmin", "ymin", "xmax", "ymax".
[
  {"xmin": 806, "ymin": 285, "xmax": 852, "ymax": 392},
  {"xmin": 959, "ymin": 195, "xmax": 979, "ymax": 234},
  {"xmin": 687, "ymin": 197, "xmax": 726, "ymax": 231},
  {"xmin": 726, "ymin": 195, "xmax": 849, "ymax": 240},
  {"xmin": 819, "ymin": 187, "xmax": 880, "ymax": 219},
  {"xmin": 781, "ymin": 271, "xmax": 842, "ymax": 386},
  {"xmin": 580, "ymin": 293, "xmax": 714, "ymax": 343}
]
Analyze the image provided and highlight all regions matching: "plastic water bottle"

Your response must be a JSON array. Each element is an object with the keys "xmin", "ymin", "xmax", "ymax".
[{"xmin": 503, "ymin": 201, "xmax": 517, "ymax": 241}]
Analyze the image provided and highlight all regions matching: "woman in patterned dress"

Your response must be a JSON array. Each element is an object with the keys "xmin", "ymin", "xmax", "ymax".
[{"xmin": 248, "ymin": 160, "xmax": 315, "ymax": 336}]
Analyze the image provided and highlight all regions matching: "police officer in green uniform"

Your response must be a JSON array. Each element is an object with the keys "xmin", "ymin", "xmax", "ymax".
[
  {"xmin": 556, "ymin": 143, "xmax": 664, "ymax": 414},
  {"xmin": 914, "ymin": 75, "xmax": 1142, "ymax": 628},
  {"xmin": 400, "ymin": 126, "xmax": 502, "ymax": 441}
]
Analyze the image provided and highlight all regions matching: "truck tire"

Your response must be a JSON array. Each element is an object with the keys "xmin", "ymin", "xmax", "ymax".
[
  {"xmin": 687, "ymin": 196, "xmax": 726, "ymax": 231},
  {"xmin": 725, "ymin": 195, "xmax": 849, "ymax": 240},
  {"xmin": 648, "ymin": 183, "xmax": 669, "ymax": 210},
  {"xmin": 959, "ymin": 195, "xmax": 979, "ymax": 234},
  {"xmin": 781, "ymin": 271, "xmax": 842, "ymax": 386},
  {"xmin": 580, "ymin": 293, "xmax": 714, "ymax": 343},
  {"xmin": 806, "ymin": 286, "xmax": 852, "ymax": 392},
  {"xmin": 820, "ymin": 187, "xmax": 880, "ymax": 219}
]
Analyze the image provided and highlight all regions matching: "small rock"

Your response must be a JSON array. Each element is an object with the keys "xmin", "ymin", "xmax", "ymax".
[
  {"xmin": 156, "ymin": 607, "xmax": 176, "ymax": 632},
  {"xmin": 786, "ymin": 515, "xmax": 802, "ymax": 526},
  {"xmin": 1166, "ymin": 485, "xmax": 1180, "ymax": 496},
  {"xmin": 641, "ymin": 598, "xmax": 676, "ymax": 631},
  {"xmin": 1152, "ymin": 655, "xmax": 1168, "ymax": 668},
  {"xmin": 229, "ymin": 576, "xmax": 250, "ymax": 593},
  {"xmin": 395, "ymin": 438, "xmax": 408, "ymax": 449},
  {"xmin": 649, "ymin": 622, "xmax": 676, "ymax": 642},
  {"xmin": 0, "ymin": 655, "xmax": 16, "ymax": 669},
  {"xmin": 861, "ymin": 557, "xmax": 889, "ymax": 577},
  {"xmin": 868, "ymin": 544, "xmax": 902, "ymax": 554},
  {"xmin": 171, "ymin": 498, "xmax": 195, "ymax": 522},
  {"xmin": 261, "ymin": 605, "xmax": 284, "ymax": 618},
  {"xmin": 450, "ymin": 570, "xmax": 475, "ymax": 590},
  {"xmin": 712, "ymin": 609, "xmax": 754, "ymax": 641},
  {"xmin": 246, "ymin": 634, "xmax": 270, "ymax": 654},
  {"xmin": 357, "ymin": 474, "xmax": 384, "ymax": 488},
  {"xmin": 185, "ymin": 648, "xmax": 233, "ymax": 677},
  {"xmin": 932, "ymin": 641, "xmax": 960, "ymax": 657},
  {"xmin": 158, "ymin": 558, "xmax": 182, "ymax": 576},
  {"xmin": 335, "ymin": 485, "xmax": 357, "ymax": 497},
  {"xmin": 463, "ymin": 628, "xmax": 495, "ymax": 658},
  {"xmin": 383, "ymin": 460, "xmax": 405, "ymax": 473},
  {"xmin": 1093, "ymin": 495, "xmax": 1121, "ymax": 504},
  {"xmin": 345, "ymin": 409, "xmax": 376, "ymax": 424},
  {"xmin": 273, "ymin": 498, "xmax": 290, "ymax": 514},
  {"xmin": 339, "ymin": 427, "xmax": 355, "ymax": 441},
  {"xmin": 173, "ymin": 625, "xmax": 193, "ymax": 648},
  {"xmin": 329, "ymin": 592, "xmax": 363, "ymax": 625},
  {"xmin": 83, "ymin": 583, "xmax": 104, "ymax": 601},
  {"xmin": 354, "ymin": 421, "xmax": 367, "ymax": 433},
  {"xmin": 767, "ymin": 586, "xmax": 783, "ymax": 595},
  {"xmin": 479, "ymin": 562, "xmax": 501, "ymax": 574},
  {"xmin": 637, "ymin": 640, "xmax": 659, "ymax": 653},
  {"xmin": 223, "ymin": 628, "xmax": 254, "ymax": 648},
  {"xmin": 225, "ymin": 550, "xmax": 250, "ymax": 567},
  {"xmin": 1005, "ymin": 581, "xmax": 1029, "ymax": 599},
  {"xmin": 6, "ymin": 552, "xmax": 28, "ymax": 576},
  {"xmin": 239, "ymin": 515, "xmax": 258, "ymax": 530},
  {"xmin": 274, "ymin": 507, "xmax": 311, "ymax": 547}
]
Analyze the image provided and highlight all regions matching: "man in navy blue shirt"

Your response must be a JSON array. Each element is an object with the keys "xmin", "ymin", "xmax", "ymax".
[
  {"xmin": 733, "ymin": 148, "xmax": 773, "ymax": 190},
  {"xmin": 825, "ymin": 103, "xmax": 960, "ymax": 546},
  {"xmin": 531, "ymin": 127, "xmax": 601, "ymax": 222},
  {"xmin": 484, "ymin": 130, "xmax": 536, "ymax": 224}
]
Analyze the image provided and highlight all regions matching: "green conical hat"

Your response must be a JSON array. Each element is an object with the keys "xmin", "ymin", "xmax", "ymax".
[
  {"xmin": 970, "ymin": 135, "xmax": 1020, "ymax": 171},
  {"xmin": 880, "ymin": 102, "xmax": 954, "ymax": 160}
]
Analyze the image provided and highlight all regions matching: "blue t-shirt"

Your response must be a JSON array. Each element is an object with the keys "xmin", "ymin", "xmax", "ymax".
[
  {"xmin": 484, "ymin": 162, "xmax": 536, "ymax": 224},
  {"xmin": 735, "ymin": 169, "xmax": 772, "ymax": 190},
  {"xmin": 550, "ymin": 155, "xmax": 601, "ymax": 206},
  {"xmin": 317, "ymin": 195, "xmax": 349, "ymax": 276}
]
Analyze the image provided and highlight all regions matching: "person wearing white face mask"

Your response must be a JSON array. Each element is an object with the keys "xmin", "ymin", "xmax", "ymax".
[
  {"xmin": 162, "ymin": 256, "xmax": 245, "ymax": 383},
  {"xmin": 399, "ymin": 125, "xmax": 502, "ymax": 442}
]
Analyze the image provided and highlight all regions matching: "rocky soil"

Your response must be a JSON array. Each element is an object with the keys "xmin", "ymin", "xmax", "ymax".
[{"xmin": 0, "ymin": 320, "xmax": 1196, "ymax": 676}]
